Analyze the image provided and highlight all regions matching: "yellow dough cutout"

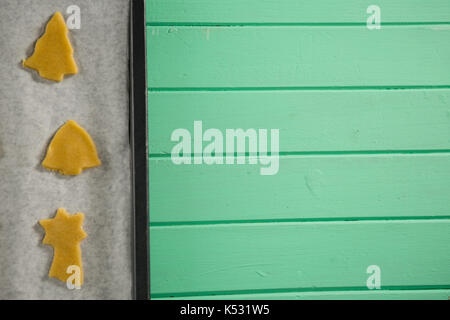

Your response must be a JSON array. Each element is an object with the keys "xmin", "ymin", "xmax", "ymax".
[
  {"xmin": 23, "ymin": 12, "xmax": 78, "ymax": 82},
  {"xmin": 43, "ymin": 120, "xmax": 101, "ymax": 175},
  {"xmin": 40, "ymin": 208, "xmax": 87, "ymax": 286}
]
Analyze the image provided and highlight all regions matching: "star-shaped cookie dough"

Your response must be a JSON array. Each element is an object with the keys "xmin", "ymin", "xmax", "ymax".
[{"xmin": 40, "ymin": 208, "xmax": 87, "ymax": 285}]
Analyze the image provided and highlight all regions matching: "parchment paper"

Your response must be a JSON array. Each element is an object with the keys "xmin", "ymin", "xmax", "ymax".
[{"xmin": 0, "ymin": 0, "xmax": 132, "ymax": 299}]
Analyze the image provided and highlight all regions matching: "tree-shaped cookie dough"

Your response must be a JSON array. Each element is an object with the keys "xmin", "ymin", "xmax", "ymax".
[
  {"xmin": 40, "ymin": 208, "xmax": 87, "ymax": 285},
  {"xmin": 23, "ymin": 12, "xmax": 78, "ymax": 82},
  {"xmin": 42, "ymin": 120, "xmax": 101, "ymax": 175}
]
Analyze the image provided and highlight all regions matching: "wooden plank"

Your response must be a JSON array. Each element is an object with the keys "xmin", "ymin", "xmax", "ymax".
[
  {"xmin": 150, "ymin": 220, "xmax": 450, "ymax": 295},
  {"xmin": 148, "ymin": 89, "xmax": 450, "ymax": 154},
  {"xmin": 147, "ymin": 26, "xmax": 450, "ymax": 88},
  {"xmin": 146, "ymin": 0, "xmax": 450, "ymax": 24},
  {"xmin": 149, "ymin": 154, "xmax": 450, "ymax": 223},
  {"xmin": 153, "ymin": 289, "xmax": 450, "ymax": 300}
]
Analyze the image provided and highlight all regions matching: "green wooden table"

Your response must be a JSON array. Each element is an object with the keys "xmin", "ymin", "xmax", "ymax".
[{"xmin": 147, "ymin": 0, "xmax": 450, "ymax": 299}]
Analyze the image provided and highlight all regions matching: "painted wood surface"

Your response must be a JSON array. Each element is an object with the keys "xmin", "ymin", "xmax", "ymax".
[
  {"xmin": 149, "ymin": 155, "xmax": 450, "ymax": 223},
  {"xmin": 147, "ymin": 0, "xmax": 450, "ymax": 24},
  {"xmin": 150, "ymin": 220, "xmax": 450, "ymax": 296},
  {"xmin": 146, "ymin": 0, "xmax": 450, "ymax": 299},
  {"xmin": 154, "ymin": 289, "xmax": 450, "ymax": 300},
  {"xmin": 147, "ymin": 26, "xmax": 450, "ymax": 88},
  {"xmin": 148, "ymin": 89, "xmax": 450, "ymax": 154}
]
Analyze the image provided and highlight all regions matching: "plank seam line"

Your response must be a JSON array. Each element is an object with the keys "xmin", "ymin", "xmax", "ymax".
[
  {"xmin": 150, "ymin": 285, "xmax": 450, "ymax": 299},
  {"xmin": 148, "ymin": 86, "xmax": 450, "ymax": 92},
  {"xmin": 149, "ymin": 150, "xmax": 450, "ymax": 159},
  {"xmin": 147, "ymin": 22, "xmax": 450, "ymax": 27},
  {"xmin": 149, "ymin": 216, "xmax": 450, "ymax": 227}
]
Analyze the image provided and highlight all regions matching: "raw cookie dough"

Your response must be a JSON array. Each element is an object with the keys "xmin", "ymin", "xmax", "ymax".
[
  {"xmin": 39, "ymin": 208, "xmax": 87, "ymax": 286},
  {"xmin": 42, "ymin": 120, "xmax": 101, "ymax": 175},
  {"xmin": 23, "ymin": 12, "xmax": 78, "ymax": 82}
]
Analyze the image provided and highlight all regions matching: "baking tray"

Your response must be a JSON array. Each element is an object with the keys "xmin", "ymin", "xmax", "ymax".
[{"xmin": 0, "ymin": 0, "xmax": 148, "ymax": 299}]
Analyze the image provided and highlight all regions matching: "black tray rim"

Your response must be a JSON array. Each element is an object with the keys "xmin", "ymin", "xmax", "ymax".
[{"xmin": 130, "ymin": 0, "xmax": 149, "ymax": 300}]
